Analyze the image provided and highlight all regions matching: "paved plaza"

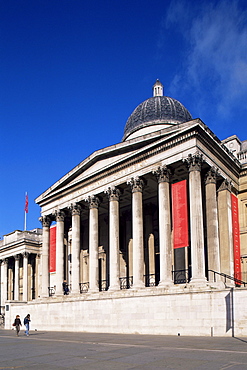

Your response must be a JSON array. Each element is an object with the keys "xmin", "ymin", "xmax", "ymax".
[{"xmin": 1, "ymin": 329, "xmax": 247, "ymax": 369}]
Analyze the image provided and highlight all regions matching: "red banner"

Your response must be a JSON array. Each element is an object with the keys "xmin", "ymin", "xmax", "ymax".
[
  {"xmin": 231, "ymin": 194, "xmax": 241, "ymax": 282},
  {"xmin": 172, "ymin": 180, "xmax": 189, "ymax": 249},
  {"xmin": 49, "ymin": 225, "xmax": 56, "ymax": 273}
]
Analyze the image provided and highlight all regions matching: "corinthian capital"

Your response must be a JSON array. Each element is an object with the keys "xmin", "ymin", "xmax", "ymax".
[
  {"xmin": 39, "ymin": 215, "xmax": 51, "ymax": 228},
  {"xmin": 205, "ymin": 167, "xmax": 219, "ymax": 185},
  {"xmin": 55, "ymin": 210, "xmax": 65, "ymax": 222},
  {"xmin": 86, "ymin": 195, "xmax": 100, "ymax": 209},
  {"xmin": 218, "ymin": 178, "xmax": 232, "ymax": 192},
  {"xmin": 153, "ymin": 165, "xmax": 171, "ymax": 183},
  {"xmin": 105, "ymin": 186, "xmax": 121, "ymax": 201},
  {"xmin": 127, "ymin": 176, "xmax": 145, "ymax": 193},
  {"xmin": 70, "ymin": 203, "xmax": 81, "ymax": 216},
  {"xmin": 184, "ymin": 152, "xmax": 203, "ymax": 172}
]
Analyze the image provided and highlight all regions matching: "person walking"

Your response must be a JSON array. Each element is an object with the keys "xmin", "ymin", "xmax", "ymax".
[
  {"xmin": 13, "ymin": 315, "xmax": 22, "ymax": 336},
  {"xmin": 24, "ymin": 314, "xmax": 31, "ymax": 336},
  {"xmin": 62, "ymin": 280, "xmax": 69, "ymax": 295}
]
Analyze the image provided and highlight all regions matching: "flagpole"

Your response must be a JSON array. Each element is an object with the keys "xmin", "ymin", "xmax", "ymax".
[
  {"xmin": 24, "ymin": 209, "xmax": 27, "ymax": 231},
  {"xmin": 24, "ymin": 192, "xmax": 28, "ymax": 231}
]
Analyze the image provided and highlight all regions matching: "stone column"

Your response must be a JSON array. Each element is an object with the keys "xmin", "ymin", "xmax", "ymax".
[
  {"xmin": 87, "ymin": 196, "xmax": 100, "ymax": 293},
  {"xmin": 153, "ymin": 166, "xmax": 173, "ymax": 286},
  {"xmin": 55, "ymin": 210, "xmax": 65, "ymax": 295},
  {"xmin": 14, "ymin": 255, "xmax": 20, "ymax": 301},
  {"xmin": 205, "ymin": 168, "xmax": 221, "ymax": 282},
  {"xmin": 22, "ymin": 252, "xmax": 29, "ymax": 301},
  {"xmin": 128, "ymin": 177, "xmax": 145, "ymax": 289},
  {"xmin": 106, "ymin": 186, "xmax": 121, "ymax": 291},
  {"xmin": 35, "ymin": 254, "xmax": 40, "ymax": 299},
  {"xmin": 0, "ymin": 259, "xmax": 8, "ymax": 307},
  {"xmin": 40, "ymin": 216, "xmax": 51, "ymax": 298},
  {"xmin": 217, "ymin": 179, "xmax": 234, "ymax": 278},
  {"xmin": 71, "ymin": 204, "xmax": 81, "ymax": 294},
  {"xmin": 185, "ymin": 153, "xmax": 207, "ymax": 285}
]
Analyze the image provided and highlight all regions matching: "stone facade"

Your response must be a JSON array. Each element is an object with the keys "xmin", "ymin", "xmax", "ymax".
[{"xmin": 2, "ymin": 81, "xmax": 247, "ymax": 335}]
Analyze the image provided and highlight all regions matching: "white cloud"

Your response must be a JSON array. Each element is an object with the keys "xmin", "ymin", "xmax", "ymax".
[{"xmin": 165, "ymin": 0, "xmax": 247, "ymax": 119}]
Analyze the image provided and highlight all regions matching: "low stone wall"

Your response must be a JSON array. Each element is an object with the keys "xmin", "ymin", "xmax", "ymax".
[{"xmin": 4, "ymin": 286, "xmax": 247, "ymax": 336}]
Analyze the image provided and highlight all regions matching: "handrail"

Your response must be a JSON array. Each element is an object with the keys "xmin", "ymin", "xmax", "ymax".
[{"xmin": 208, "ymin": 270, "xmax": 247, "ymax": 287}]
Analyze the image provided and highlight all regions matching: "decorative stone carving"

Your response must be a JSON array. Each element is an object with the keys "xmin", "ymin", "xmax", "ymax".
[
  {"xmin": 55, "ymin": 210, "xmax": 65, "ymax": 222},
  {"xmin": 86, "ymin": 195, "xmax": 100, "ymax": 209},
  {"xmin": 218, "ymin": 178, "xmax": 232, "ymax": 192},
  {"xmin": 153, "ymin": 165, "xmax": 171, "ymax": 183},
  {"xmin": 184, "ymin": 152, "xmax": 204, "ymax": 172},
  {"xmin": 71, "ymin": 203, "xmax": 81, "ymax": 216},
  {"xmin": 39, "ymin": 215, "xmax": 51, "ymax": 228},
  {"xmin": 205, "ymin": 167, "xmax": 219, "ymax": 185},
  {"xmin": 127, "ymin": 177, "xmax": 145, "ymax": 193},
  {"xmin": 105, "ymin": 186, "xmax": 120, "ymax": 202}
]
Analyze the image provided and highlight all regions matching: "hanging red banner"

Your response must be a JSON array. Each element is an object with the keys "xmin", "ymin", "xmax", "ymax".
[
  {"xmin": 231, "ymin": 194, "xmax": 241, "ymax": 282},
  {"xmin": 172, "ymin": 180, "xmax": 189, "ymax": 249},
  {"xmin": 50, "ymin": 225, "xmax": 56, "ymax": 273}
]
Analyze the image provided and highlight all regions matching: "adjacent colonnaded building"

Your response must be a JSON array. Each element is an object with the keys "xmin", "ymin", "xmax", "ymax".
[{"xmin": 2, "ymin": 80, "xmax": 247, "ymax": 336}]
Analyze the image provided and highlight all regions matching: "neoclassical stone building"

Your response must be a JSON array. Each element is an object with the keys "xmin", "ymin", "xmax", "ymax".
[
  {"xmin": 0, "ymin": 229, "xmax": 42, "ymax": 312},
  {"xmin": 3, "ymin": 81, "xmax": 247, "ymax": 336}
]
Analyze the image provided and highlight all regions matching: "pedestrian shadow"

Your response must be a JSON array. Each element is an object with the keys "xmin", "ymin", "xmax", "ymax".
[{"xmin": 234, "ymin": 337, "xmax": 247, "ymax": 344}]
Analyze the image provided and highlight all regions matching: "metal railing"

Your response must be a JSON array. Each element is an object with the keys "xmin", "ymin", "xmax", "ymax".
[
  {"xmin": 48, "ymin": 286, "xmax": 56, "ymax": 296},
  {"xmin": 79, "ymin": 282, "xmax": 89, "ymax": 293},
  {"xmin": 208, "ymin": 270, "xmax": 247, "ymax": 287},
  {"xmin": 99, "ymin": 280, "xmax": 108, "ymax": 291},
  {"xmin": 120, "ymin": 276, "xmax": 133, "ymax": 289},
  {"xmin": 144, "ymin": 273, "xmax": 159, "ymax": 287},
  {"xmin": 172, "ymin": 269, "xmax": 191, "ymax": 284}
]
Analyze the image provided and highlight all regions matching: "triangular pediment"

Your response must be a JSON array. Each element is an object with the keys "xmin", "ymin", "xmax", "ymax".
[{"xmin": 36, "ymin": 119, "xmax": 229, "ymax": 205}]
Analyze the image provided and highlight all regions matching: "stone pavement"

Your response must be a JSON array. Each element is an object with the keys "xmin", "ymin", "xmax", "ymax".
[{"xmin": 1, "ymin": 329, "xmax": 247, "ymax": 369}]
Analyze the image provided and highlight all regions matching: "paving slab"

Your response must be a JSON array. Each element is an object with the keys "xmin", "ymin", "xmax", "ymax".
[{"xmin": 0, "ymin": 329, "xmax": 247, "ymax": 369}]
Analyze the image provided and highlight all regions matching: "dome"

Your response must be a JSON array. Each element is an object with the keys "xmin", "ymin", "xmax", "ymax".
[{"xmin": 122, "ymin": 80, "xmax": 192, "ymax": 141}]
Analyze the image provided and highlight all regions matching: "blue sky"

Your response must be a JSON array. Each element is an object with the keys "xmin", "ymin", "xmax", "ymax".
[{"xmin": 1, "ymin": 0, "xmax": 247, "ymax": 236}]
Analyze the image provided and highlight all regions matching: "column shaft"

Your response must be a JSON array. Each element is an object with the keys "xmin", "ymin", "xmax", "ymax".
[
  {"xmin": 154, "ymin": 166, "xmax": 173, "ymax": 286},
  {"xmin": 128, "ymin": 177, "xmax": 145, "ymax": 289},
  {"xmin": 0, "ymin": 260, "xmax": 8, "ymax": 307},
  {"xmin": 106, "ymin": 187, "xmax": 120, "ymax": 291},
  {"xmin": 71, "ymin": 204, "xmax": 81, "ymax": 294},
  {"xmin": 40, "ymin": 216, "xmax": 51, "ymax": 298},
  {"xmin": 88, "ymin": 196, "xmax": 100, "ymax": 292},
  {"xmin": 55, "ymin": 211, "xmax": 65, "ymax": 295},
  {"xmin": 23, "ymin": 253, "xmax": 28, "ymax": 301},
  {"xmin": 14, "ymin": 256, "xmax": 20, "ymax": 300},
  {"xmin": 205, "ymin": 168, "xmax": 221, "ymax": 282},
  {"xmin": 217, "ymin": 180, "xmax": 234, "ymax": 277},
  {"xmin": 185, "ymin": 154, "xmax": 207, "ymax": 285}
]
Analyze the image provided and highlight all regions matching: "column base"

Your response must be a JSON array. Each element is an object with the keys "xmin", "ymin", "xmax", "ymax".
[
  {"xmin": 158, "ymin": 280, "xmax": 174, "ymax": 288},
  {"xmin": 132, "ymin": 282, "xmax": 145, "ymax": 290},
  {"xmin": 108, "ymin": 285, "xmax": 120, "ymax": 292},
  {"xmin": 189, "ymin": 277, "xmax": 208, "ymax": 288}
]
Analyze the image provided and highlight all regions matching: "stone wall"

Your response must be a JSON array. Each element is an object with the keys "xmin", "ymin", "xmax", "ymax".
[{"xmin": 4, "ymin": 287, "xmax": 247, "ymax": 337}]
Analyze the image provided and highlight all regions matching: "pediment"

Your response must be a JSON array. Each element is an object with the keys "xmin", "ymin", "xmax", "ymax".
[{"xmin": 36, "ymin": 119, "xmax": 222, "ymax": 204}]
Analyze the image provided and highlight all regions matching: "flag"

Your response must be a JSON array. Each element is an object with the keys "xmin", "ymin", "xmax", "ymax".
[{"xmin": 24, "ymin": 192, "xmax": 28, "ymax": 213}]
